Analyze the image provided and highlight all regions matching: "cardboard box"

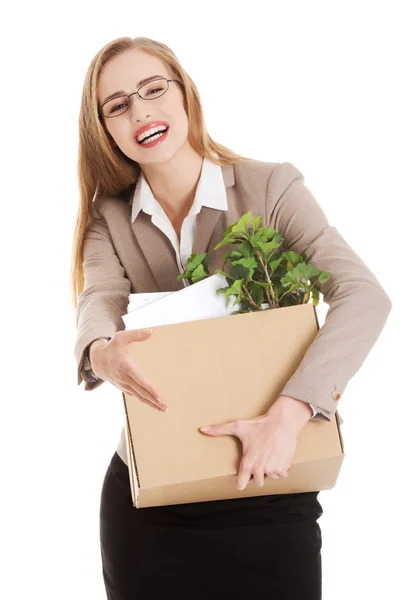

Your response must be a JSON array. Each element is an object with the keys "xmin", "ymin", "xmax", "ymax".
[{"xmin": 122, "ymin": 302, "xmax": 345, "ymax": 508}]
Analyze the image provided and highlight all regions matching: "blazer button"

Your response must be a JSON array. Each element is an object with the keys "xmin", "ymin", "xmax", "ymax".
[{"xmin": 331, "ymin": 391, "xmax": 341, "ymax": 401}]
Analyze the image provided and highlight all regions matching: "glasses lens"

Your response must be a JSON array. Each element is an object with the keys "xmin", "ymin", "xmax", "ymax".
[
  {"xmin": 101, "ymin": 79, "xmax": 169, "ymax": 117},
  {"xmin": 102, "ymin": 95, "xmax": 130, "ymax": 118},
  {"xmin": 138, "ymin": 78, "xmax": 168, "ymax": 100}
]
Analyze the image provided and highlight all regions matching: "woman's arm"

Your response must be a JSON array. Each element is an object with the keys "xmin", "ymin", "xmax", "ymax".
[
  {"xmin": 74, "ymin": 201, "xmax": 131, "ymax": 391},
  {"xmin": 265, "ymin": 161, "xmax": 392, "ymax": 418}
]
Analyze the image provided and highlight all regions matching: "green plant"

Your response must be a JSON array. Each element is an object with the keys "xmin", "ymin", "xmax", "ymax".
[{"xmin": 177, "ymin": 212, "xmax": 331, "ymax": 314}]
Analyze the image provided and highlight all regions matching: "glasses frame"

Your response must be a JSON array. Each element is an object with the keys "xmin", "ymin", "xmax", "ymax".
[{"xmin": 98, "ymin": 77, "xmax": 181, "ymax": 119}]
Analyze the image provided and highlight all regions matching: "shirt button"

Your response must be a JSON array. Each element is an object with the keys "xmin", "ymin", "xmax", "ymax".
[{"xmin": 331, "ymin": 391, "xmax": 341, "ymax": 401}]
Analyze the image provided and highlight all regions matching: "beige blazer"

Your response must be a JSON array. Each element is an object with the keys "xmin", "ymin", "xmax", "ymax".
[{"xmin": 74, "ymin": 159, "xmax": 392, "ymax": 420}]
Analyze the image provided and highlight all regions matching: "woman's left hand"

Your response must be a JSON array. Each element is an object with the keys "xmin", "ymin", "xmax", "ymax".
[{"xmin": 200, "ymin": 396, "xmax": 312, "ymax": 490}]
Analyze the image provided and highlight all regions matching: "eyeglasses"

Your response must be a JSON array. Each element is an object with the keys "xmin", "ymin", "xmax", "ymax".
[{"xmin": 98, "ymin": 77, "xmax": 181, "ymax": 119}]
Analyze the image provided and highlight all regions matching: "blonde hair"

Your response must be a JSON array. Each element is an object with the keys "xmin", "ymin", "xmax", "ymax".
[{"xmin": 70, "ymin": 36, "xmax": 253, "ymax": 310}]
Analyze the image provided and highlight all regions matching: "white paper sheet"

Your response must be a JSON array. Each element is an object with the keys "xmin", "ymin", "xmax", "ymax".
[
  {"xmin": 122, "ymin": 274, "xmax": 237, "ymax": 330},
  {"xmin": 127, "ymin": 291, "xmax": 174, "ymax": 313}
]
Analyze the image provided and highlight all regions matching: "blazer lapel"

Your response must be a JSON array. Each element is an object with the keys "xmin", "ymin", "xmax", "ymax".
[
  {"xmin": 192, "ymin": 163, "xmax": 235, "ymax": 261},
  {"xmin": 131, "ymin": 211, "xmax": 183, "ymax": 291},
  {"xmin": 130, "ymin": 163, "xmax": 235, "ymax": 292},
  {"xmin": 191, "ymin": 205, "xmax": 225, "ymax": 256}
]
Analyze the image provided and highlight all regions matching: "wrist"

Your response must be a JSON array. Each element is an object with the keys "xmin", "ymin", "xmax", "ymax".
[
  {"xmin": 268, "ymin": 395, "xmax": 313, "ymax": 430},
  {"xmin": 89, "ymin": 339, "xmax": 109, "ymax": 370}
]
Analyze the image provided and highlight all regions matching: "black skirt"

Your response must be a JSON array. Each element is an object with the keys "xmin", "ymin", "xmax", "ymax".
[{"xmin": 99, "ymin": 451, "xmax": 323, "ymax": 600}]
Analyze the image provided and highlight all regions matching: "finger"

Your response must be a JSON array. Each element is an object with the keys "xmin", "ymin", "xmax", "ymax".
[
  {"xmin": 253, "ymin": 470, "xmax": 265, "ymax": 488},
  {"xmin": 271, "ymin": 468, "xmax": 289, "ymax": 478},
  {"xmin": 237, "ymin": 472, "xmax": 251, "ymax": 490},
  {"xmin": 236, "ymin": 465, "xmax": 252, "ymax": 491},
  {"xmin": 117, "ymin": 328, "xmax": 153, "ymax": 343},
  {"xmin": 200, "ymin": 420, "xmax": 238, "ymax": 435},
  {"xmin": 123, "ymin": 374, "xmax": 168, "ymax": 411},
  {"xmin": 126, "ymin": 360, "xmax": 164, "ymax": 404},
  {"xmin": 116, "ymin": 381, "xmax": 167, "ymax": 413},
  {"xmin": 138, "ymin": 396, "xmax": 168, "ymax": 413}
]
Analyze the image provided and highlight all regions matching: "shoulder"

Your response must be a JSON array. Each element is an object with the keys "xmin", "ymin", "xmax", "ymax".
[
  {"xmin": 233, "ymin": 157, "xmax": 278, "ymax": 179},
  {"xmin": 233, "ymin": 159, "xmax": 304, "ymax": 192},
  {"xmin": 92, "ymin": 186, "xmax": 133, "ymax": 219},
  {"xmin": 266, "ymin": 161, "xmax": 305, "ymax": 197}
]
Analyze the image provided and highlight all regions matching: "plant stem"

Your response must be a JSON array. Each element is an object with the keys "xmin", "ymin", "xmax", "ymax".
[
  {"xmin": 254, "ymin": 249, "xmax": 278, "ymax": 308},
  {"xmin": 241, "ymin": 285, "xmax": 261, "ymax": 310}
]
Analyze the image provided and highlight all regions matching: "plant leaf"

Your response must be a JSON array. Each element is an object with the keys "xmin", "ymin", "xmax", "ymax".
[
  {"xmin": 269, "ymin": 254, "xmax": 284, "ymax": 274},
  {"xmin": 231, "ymin": 212, "xmax": 253, "ymax": 234},
  {"xmin": 235, "ymin": 242, "xmax": 253, "ymax": 258},
  {"xmin": 231, "ymin": 263, "xmax": 252, "ymax": 282},
  {"xmin": 214, "ymin": 236, "xmax": 238, "ymax": 250},
  {"xmin": 231, "ymin": 256, "xmax": 258, "ymax": 269},
  {"xmin": 318, "ymin": 270, "xmax": 331, "ymax": 283},
  {"xmin": 256, "ymin": 226, "xmax": 276, "ymax": 240},
  {"xmin": 248, "ymin": 281, "xmax": 264, "ymax": 306},
  {"xmin": 250, "ymin": 215, "xmax": 263, "ymax": 232},
  {"xmin": 225, "ymin": 278, "xmax": 244, "ymax": 297},
  {"xmin": 255, "ymin": 240, "xmax": 281, "ymax": 253},
  {"xmin": 191, "ymin": 263, "xmax": 208, "ymax": 283},
  {"xmin": 215, "ymin": 268, "xmax": 233, "ymax": 280}
]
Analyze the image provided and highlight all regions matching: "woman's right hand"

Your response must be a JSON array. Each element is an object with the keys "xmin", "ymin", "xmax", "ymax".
[{"xmin": 89, "ymin": 329, "xmax": 168, "ymax": 413}]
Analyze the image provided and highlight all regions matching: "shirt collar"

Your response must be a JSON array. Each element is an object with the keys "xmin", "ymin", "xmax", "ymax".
[{"xmin": 130, "ymin": 156, "xmax": 228, "ymax": 223}]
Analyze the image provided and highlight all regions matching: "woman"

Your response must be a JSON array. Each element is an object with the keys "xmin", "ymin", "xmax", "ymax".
[{"xmin": 70, "ymin": 36, "xmax": 392, "ymax": 599}]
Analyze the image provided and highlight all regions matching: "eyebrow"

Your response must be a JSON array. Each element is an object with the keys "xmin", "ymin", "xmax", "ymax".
[{"xmin": 101, "ymin": 75, "xmax": 166, "ymax": 105}]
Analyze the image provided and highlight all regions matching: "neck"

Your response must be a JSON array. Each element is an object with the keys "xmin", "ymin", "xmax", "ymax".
[{"xmin": 139, "ymin": 142, "xmax": 204, "ymax": 222}]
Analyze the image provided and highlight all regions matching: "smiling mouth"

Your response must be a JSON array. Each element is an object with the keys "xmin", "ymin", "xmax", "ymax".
[{"xmin": 136, "ymin": 125, "xmax": 169, "ymax": 145}]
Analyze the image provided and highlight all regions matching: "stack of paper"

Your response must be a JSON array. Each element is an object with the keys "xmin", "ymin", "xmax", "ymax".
[
  {"xmin": 127, "ymin": 291, "xmax": 173, "ymax": 313},
  {"xmin": 122, "ymin": 274, "xmax": 240, "ymax": 331}
]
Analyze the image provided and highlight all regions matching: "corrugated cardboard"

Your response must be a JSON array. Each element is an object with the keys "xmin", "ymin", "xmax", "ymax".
[{"xmin": 122, "ymin": 303, "xmax": 345, "ymax": 508}]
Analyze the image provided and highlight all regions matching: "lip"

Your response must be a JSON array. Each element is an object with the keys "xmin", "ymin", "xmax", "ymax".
[
  {"xmin": 134, "ymin": 121, "xmax": 170, "ymax": 140},
  {"xmin": 135, "ymin": 126, "xmax": 170, "ymax": 149}
]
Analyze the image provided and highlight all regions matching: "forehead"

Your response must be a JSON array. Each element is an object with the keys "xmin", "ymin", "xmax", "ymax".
[{"xmin": 97, "ymin": 49, "xmax": 170, "ymax": 103}]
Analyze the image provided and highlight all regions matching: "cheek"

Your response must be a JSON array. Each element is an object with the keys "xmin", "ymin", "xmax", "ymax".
[
  {"xmin": 108, "ymin": 122, "xmax": 133, "ymax": 149},
  {"xmin": 172, "ymin": 111, "xmax": 189, "ymax": 141},
  {"xmin": 103, "ymin": 122, "xmax": 118, "ymax": 145},
  {"xmin": 174, "ymin": 122, "xmax": 188, "ymax": 142}
]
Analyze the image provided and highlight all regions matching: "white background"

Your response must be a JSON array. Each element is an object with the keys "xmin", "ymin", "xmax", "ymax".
[{"xmin": 2, "ymin": 1, "xmax": 398, "ymax": 598}]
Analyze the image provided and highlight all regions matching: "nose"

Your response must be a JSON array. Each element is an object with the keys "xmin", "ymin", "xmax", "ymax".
[{"xmin": 128, "ymin": 93, "xmax": 151, "ymax": 123}]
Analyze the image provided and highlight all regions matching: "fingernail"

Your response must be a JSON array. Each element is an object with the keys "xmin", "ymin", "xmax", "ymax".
[{"xmin": 200, "ymin": 426, "xmax": 210, "ymax": 432}]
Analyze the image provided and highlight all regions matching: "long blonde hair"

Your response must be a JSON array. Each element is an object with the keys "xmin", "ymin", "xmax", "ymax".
[{"xmin": 70, "ymin": 36, "xmax": 253, "ymax": 310}]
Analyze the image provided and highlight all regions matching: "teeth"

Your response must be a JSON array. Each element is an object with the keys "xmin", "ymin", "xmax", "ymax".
[
  {"xmin": 141, "ymin": 132, "xmax": 165, "ymax": 145},
  {"xmin": 136, "ymin": 125, "xmax": 168, "ymax": 142}
]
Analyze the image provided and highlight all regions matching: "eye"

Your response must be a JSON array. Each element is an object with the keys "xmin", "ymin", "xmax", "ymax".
[
  {"xmin": 146, "ymin": 87, "xmax": 163, "ymax": 96},
  {"xmin": 110, "ymin": 101, "xmax": 128, "ymax": 113}
]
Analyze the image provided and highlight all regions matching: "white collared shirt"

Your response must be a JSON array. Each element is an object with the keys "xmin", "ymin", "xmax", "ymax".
[
  {"xmin": 131, "ymin": 156, "xmax": 228, "ymax": 276},
  {"xmin": 85, "ymin": 156, "xmax": 319, "ymax": 419}
]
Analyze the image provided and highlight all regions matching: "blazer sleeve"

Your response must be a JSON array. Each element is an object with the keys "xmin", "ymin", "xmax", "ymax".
[
  {"xmin": 266, "ymin": 161, "xmax": 393, "ymax": 419},
  {"xmin": 74, "ymin": 200, "xmax": 131, "ymax": 391}
]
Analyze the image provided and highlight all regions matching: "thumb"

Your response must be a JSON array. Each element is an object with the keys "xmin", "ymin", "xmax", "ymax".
[
  {"xmin": 200, "ymin": 420, "xmax": 237, "ymax": 436},
  {"xmin": 121, "ymin": 328, "xmax": 153, "ymax": 343}
]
